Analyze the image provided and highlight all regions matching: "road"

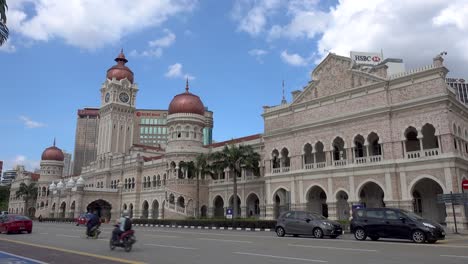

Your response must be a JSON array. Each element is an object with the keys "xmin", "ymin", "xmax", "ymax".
[{"xmin": 1, "ymin": 222, "xmax": 468, "ymax": 264}]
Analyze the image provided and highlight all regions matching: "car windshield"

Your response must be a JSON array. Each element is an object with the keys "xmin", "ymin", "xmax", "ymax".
[
  {"xmin": 14, "ymin": 215, "xmax": 30, "ymax": 220},
  {"xmin": 400, "ymin": 210, "xmax": 424, "ymax": 221}
]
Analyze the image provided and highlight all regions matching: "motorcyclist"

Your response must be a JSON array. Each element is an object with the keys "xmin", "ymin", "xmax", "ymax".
[
  {"xmin": 86, "ymin": 211, "xmax": 100, "ymax": 237},
  {"xmin": 112, "ymin": 210, "xmax": 131, "ymax": 243}
]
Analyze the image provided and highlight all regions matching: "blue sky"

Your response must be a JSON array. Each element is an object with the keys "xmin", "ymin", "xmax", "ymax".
[{"xmin": 1, "ymin": 0, "xmax": 467, "ymax": 171}]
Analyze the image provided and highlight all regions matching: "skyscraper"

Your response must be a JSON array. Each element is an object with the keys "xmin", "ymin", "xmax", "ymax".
[
  {"xmin": 446, "ymin": 77, "xmax": 468, "ymax": 105},
  {"xmin": 63, "ymin": 151, "xmax": 73, "ymax": 176},
  {"xmin": 73, "ymin": 107, "xmax": 99, "ymax": 175}
]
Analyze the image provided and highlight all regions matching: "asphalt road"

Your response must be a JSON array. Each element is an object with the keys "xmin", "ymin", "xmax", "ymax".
[{"xmin": 1, "ymin": 222, "xmax": 468, "ymax": 264}]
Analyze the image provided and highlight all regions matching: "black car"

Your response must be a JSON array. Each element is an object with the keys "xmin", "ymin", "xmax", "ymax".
[
  {"xmin": 350, "ymin": 208, "xmax": 445, "ymax": 243},
  {"xmin": 275, "ymin": 211, "xmax": 343, "ymax": 238}
]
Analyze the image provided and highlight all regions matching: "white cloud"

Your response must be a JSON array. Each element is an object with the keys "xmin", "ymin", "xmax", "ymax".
[
  {"xmin": 7, "ymin": 0, "xmax": 197, "ymax": 50},
  {"xmin": 149, "ymin": 29, "xmax": 176, "ymax": 48},
  {"xmin": 129, "ymin": 48, "xmax": 163, "ymax": 58},
  {"xmin": 3, "ymin": 155, "xmax": 40, "ymax": 172},
  {"xmin": 0, "ymin": 39, "xmax": 16, "ymax": 53},
  {"xmin": 248, "ymin": 48, "xmax": 268, "ymax": 63},
  {"xmin": 280, "ymin": 50, "xmax": 308, "ymax": 66},
  {"xmin": 19, "ymin": 116, "xmax": 45, "ymax": 128},
  {"xmin": 231, "ymin": 0, "xmax": 282, "ymax": 36},
  {"xmin": 165, "ymin": 63, "xmax": 195, "ymax": 80},
  {"xmin": 234, "ymin": 0, "xmax": 468, "ymax": 76}
]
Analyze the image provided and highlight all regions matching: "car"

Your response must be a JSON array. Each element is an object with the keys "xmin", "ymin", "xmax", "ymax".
[
  {"xmin": 0, "ymin": 211, "xmax": 8, "ymax": 216},
  {"xmin": 75, "ymin": 213, "xmax": 91, "ymax": 226},
  {"xmin": 275, "ymin": 211, "xmax": 343, "ymax": 238},
  {"xmin": 0, "ymin": 214, "xmax": 33, "ymax": 234},
  {"xmin": 350, "ymin": 208, "xmax": 445, "ymax": 243}
]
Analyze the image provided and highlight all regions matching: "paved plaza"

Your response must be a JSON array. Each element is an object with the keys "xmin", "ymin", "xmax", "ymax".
[{"xmin": 0, "ymin": 222, "xmax": 468, "ymax": 264}]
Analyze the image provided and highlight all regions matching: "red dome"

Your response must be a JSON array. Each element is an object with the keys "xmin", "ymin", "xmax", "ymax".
[
  {"xmin": 168, "ymin": 82, "xmax": 205, "ymax": 115},
  {"xmin": 106, "ymin": 50, "xmax": 134, "ymax": 83},
  {"xmin": 41, "ymin": 145, "xmax": 64, "ymax": 161}
]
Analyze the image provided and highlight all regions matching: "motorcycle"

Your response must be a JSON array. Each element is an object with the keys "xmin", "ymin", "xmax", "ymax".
[
  {"xmin": 86, "ymin": 225, "xmax": 101, "ymax": 239},
  {"xmin": 110, "ymin": 225, "xmax": 136, "ymax": 252}
]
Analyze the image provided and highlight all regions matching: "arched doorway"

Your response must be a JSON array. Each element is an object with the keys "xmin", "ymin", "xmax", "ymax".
[
  {"xmin": 200, "ymin": 205, "xmax": 207, "ymax": 218},
  {"xmin": 359, "ymin": 182, "xmax": 385, "ymax": 208},
  {"xmin": 336, "ymin": 191, "xmax": 350, "ymax": 221},
  {"xmin": 229, "ymin": 195, "xmax": 241, "ymax": 217},
  {"xmin": 273, "ymin": 188, "xmax": 289, "ymax": 219},
  {"xmin": 51, "ymin": 203, "xmax": 56, "ymax": 218},
  {"xmin": 186, "ymin": 199, "xmax": 194, "ymax": 216},
  {"xmin": 28, "ymin": 207, "xmax": 36, "ymax": 218},
  {"xmin": 87, "ymin": 199, "xmax": 112, "ymax": 221},
  {"xmin": 70, "ymin": 201, "xmax": 76, "ymax": 218},
  {"xmin": 129, "ymin": 203, "xmax": 134, "ymax": 218},
  {"xmin": 306, "ymin": 186, "xmax": 328, "ymax": 217},
  {"xmin": 213, "ymin": 196, "xmax": 224, "ymax": 218},
  {"xmin": 60, "ymin": 202, "xmax": 66, "ymax": 218},
  {"xmin": 411, "ymin": 178, "xmax": 446, "ymax": 224},
  {"xmin": 152, "ymin": 200, "xmax": 159, "ymax": 219},
  {"xmin": 246, "ymin": 193, "xmax": 260, "ymax": 218},
  {"xmin": 141, "ymin": 201, "xmax": 149, "ymax": 219}
]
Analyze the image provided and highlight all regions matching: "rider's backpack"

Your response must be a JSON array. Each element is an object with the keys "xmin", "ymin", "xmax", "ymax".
[{"xmin": 124, "ymin": 217, "xmax": 132, "ymax": 231}]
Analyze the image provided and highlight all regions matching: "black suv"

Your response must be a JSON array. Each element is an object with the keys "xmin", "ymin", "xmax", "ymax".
[{"xmin": 350, "ymin": 208, "xmax": 445, "ymax": 243}]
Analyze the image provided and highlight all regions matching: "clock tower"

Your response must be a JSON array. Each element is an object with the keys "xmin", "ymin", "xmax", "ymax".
[{"xmin": 96, "ymin": 50, "xmax": 138, "ymax": 156}]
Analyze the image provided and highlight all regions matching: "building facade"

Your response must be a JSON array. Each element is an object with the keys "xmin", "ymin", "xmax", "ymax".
[
  {"xmin": 73, "ymin": 107, "xmax": 99, "ymax": 175},
  {"xmin": 8, "ymin": 51, "xmax": 468, "ymax": 232},
  {"xmin": 1, "ymin": 168, "xmax": 17, "ymax": 186},
  {"xmin": 446, "ymin": 78, "xmax": 468, "ymax": 105},
  {"xmin": 63, "ymin": 151, "xmax": 73, "ymax": 177}
]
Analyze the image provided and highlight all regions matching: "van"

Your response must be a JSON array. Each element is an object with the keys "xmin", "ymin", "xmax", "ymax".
[{"xmin": 350, "ymin": 208, "xmax": 445, "ymax": 243}]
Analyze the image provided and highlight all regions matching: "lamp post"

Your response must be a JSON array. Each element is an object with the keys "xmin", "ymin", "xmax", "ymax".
[{"xmin": 117, "ymin": 181, "xmax": 124, "ymax": 218}]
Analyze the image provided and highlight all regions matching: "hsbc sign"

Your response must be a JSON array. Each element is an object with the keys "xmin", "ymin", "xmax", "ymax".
[{"xmin": 350, "ymin": 51, "xmax": 383, "ymax": 65}]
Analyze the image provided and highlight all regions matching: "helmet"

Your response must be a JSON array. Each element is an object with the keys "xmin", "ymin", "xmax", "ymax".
[{"xmin": 122, "ymin": 210, "xmax": 129, "ymax": 217}]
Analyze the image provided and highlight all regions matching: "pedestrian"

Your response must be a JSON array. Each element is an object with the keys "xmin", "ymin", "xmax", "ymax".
[{"xmin": 38, "ymin": 215, "xmax": 43, "ymax": 222}]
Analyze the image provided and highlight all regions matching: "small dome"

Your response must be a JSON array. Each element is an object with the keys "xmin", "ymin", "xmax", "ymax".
[
  {"xmin": 49, "ymin": 181, "xmax": 56, "ymax": 191},
  {"xmin": 56, "ymin": 180, "xmax": 64, "ymax": 190},
  {"xmin": 66, "ymin": 178, "xmax": 75, "ymax": 188},
  {"xmin": 106, "ymin": 49, "xmax": 134, "ymax": 83},
  {"xmin": 168, "ymin": 80, "xmax": 205, "ymax": 115},
  {"xmin": 41, "ymin": 140, "xmax": 64, "ymax": 161},
  {"xmin": 76, "ymin": 176, "xmax": 85, "ymax": 187}
]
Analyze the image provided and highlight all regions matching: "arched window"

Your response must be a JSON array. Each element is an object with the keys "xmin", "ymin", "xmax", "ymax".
[
  {"xmin": 332, "ymin": 137, "xmax": 346, "ymax": 160},
  {"xmin": 367, "ymin": 132, "xmax": 381, "ymax": 156},
  {"xmin": 405, "ymin": 126, "xmax": 420, "ymax": 152},
  {"xmin": 280, "ymin": 148, "xmax": 290, "ymax": 167},
  {"xmin": 354, "ymin": 135, "xmax": 366, "ymax": 158},
  {"xmin": 303, "ymin": 143, "xmax": 313, "ymax": 165},
  {"xmin": 132, "ymin": 178, "xmax": 135, "ymax": 189},
  {"xmin": 421, "ymin": 124, "xmax": 438, "ymax": 149},
  {"xmin": 271, "ymin": 149, "xmax": 280, "ymax": 169}
]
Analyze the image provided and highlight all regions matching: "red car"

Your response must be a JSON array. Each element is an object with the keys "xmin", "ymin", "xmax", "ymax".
[
  {"xmin": 0, "ymin": 214, "xmax": 33, "ymax": 234},
  {"xmin": 75, "ymin": 213, "xmax": 91, "ymax": 226}
]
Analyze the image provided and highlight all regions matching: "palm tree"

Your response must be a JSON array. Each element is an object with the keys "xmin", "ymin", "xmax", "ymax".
[
  {"xmin": 210, "ymin": 144, "xmax": 260, "ymax": 219},
  {"xmin": 15, "ymin": 182, "xmax": 38, "ymax": 216},
  {"xmin": 0, "ymin": 0, "xmax": 8, "ymax": 46},
  {"xmin": 193, "ymin": 154, "xmax": 212, "ymax": 218}
]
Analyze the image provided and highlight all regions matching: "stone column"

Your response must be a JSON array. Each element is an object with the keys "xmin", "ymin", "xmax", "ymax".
[
  {"xmin": 327, "ymin": 202, "xmax": 337, "ymax": 220},
  {"xmin": 418, "ymin": 136, "xmax": 424, "ymax": 156}
]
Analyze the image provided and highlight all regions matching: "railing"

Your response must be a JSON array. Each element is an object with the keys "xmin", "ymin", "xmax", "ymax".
[
  {"xmin": 84, "ymin": 187, "xmax": 118, "ymax": 193},
  {"xmin": 272, "ymin": 168, "xmax": 281, "ymax": 174},
  {"xmin": 355, "ymin": 157, "xmax": 367, "ymax": 164},
  {"xmin": 334, "ymin": 160, "xmax": 347, "ymax": 166},
  {"xmin": 424, "ymin": 148, "xmax": 439, "ymax": 157},
  {"xmin": 407, "ymin": 151, "xmax": 421, "ymax": 159},
  {"xmin": 369, "ymin": 155, "xmax": 382, "ymax": 163},
  {"xmin": 304, "ymin": 163, "xmax": 314, "ymax": 170},
  {"xmin": 316, "ymin": 162, "xmax": 326, "ymax": 168},
  {"xmin": 176, "ymin": 206, "xmax": 185, "ymax": 213},
  {"xmin": 281, "ymin": 167, "xmax": 290, "ymax": 173}
]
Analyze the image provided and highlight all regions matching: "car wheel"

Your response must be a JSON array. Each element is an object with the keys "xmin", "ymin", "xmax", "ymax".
[
  {"xmin": 313, "ymin": 228, "xmax": 324, "ymax": 239},
  {"xmin": 370, "ymin": 236, "xmax": 379, "ymax": 241},
  {"xmin": 276, "ymin": 227, "xmax": 286, "ymax": 237},
  {"xmin": 354, "ymin": 228, "xmax": 367, "ymax": 241},
  {"xmin": 427, "ymin": 239, "xmax": 437, "ymax": 244},
  {"xmin": 27, "ymin": 230, "xmax": 32, "ymax": 234},
  {"xmin": 412, "ymin": 230, "xmax": 425, "ymax": 243}
]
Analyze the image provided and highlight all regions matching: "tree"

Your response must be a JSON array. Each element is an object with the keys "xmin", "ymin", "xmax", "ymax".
[
  {"xmin": 210, "ymin": 144, "xmax": 260, "ymax": 219},
  {"xmin": 0, "ymin": 0, "xmax": 8, "ymax": 46},
  {"xmin": 15, "ymin": 182, "xmax": 38, "ymax": 216},
  {"xmin": 0, "ymin": 186, "xmax": 10, "ymax": 211}
]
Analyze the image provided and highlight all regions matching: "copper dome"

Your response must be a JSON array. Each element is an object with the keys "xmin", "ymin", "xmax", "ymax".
[
  {"xmin": 168, "ymin": 81, "xmax": 205, "ymax": 116},
  {"xmin": 41, "ymin": 141, "xmax": 64, "ymax": 161},
  {"xmin": 106, "ymin": 49, "xmax": 134, "ymax": 83}
]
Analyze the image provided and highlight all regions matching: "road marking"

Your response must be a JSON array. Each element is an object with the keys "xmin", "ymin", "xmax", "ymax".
[
  {"xmin": 198, "ymin": 238, "xmax": 252, "ymax": 243},
  {"xmin": 144, "ymin": 243, "xmax": 197, "ymax": 250},
  {"xmin": 154, "ymin": 229, "xmax": 261, "ymax": 238},
  {"xmin": 234, "ymin": 252, "xmax": 327, "ymax": 263},
  {"xmin": 0, "ymin": 251, "xmax": 48, "ymax": 264},
  {"xmin": 56, "ymin": 234, "xmax": 80, "ymax": 238},
  {"xmin": 144, "ymin": 234, "xmax": 180, "ymax": 238},
  {"xmin": 0, "ymin": 237, "xmax": 146, "ymax": 264},
  {"xmin": 288, "ymin": 244, "xmax": 378, "ymax": 252},
  {"xmin": 440, "ymin": 255, "xmax": 468, "ymax": 259}
]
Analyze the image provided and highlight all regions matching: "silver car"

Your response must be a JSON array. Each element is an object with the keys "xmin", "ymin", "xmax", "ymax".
[{"xmin": 275, "ymin": 211, "xmax": 343, "ymax": 238}]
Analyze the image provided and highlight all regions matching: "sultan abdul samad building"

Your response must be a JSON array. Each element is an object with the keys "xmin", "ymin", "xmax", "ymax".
[{"xmin": 8, "ymin": 50, "xmax": 468, "ymax": 231}]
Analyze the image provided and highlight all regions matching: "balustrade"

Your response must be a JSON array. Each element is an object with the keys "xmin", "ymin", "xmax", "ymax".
[
  {"xmin": 334, "ymin": 160, "xmax": 347, "ymax": 166},
  {"xmin": 304, "ymin": 163, "xmax": 314, "ymax": 170}
]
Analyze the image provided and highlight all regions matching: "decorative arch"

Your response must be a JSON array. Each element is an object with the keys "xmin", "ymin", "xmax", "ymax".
[
  {"xmin": 304, "ymin": 183, "xmax": 329, "ymax": 201},
  {"xmin": 213, "ymin": 195, "xmax": 224, "ymax": 218},
  {"xmin": 408, "ymin": 174, "xmax": 448, "ymax": 195},
  {"xmin": 356, "ymin": 179, "xmax": 386, "ymax": 198}
]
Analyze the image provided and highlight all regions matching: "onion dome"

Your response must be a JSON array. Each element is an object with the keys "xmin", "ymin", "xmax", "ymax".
[
  {"xmin": 41, "ymin": 139, "xmax": 64, "ymax": 161},
  {"xmin": 66, "ymin": 178, "xmax": 75, "ymax": 188},
  {"xmin": 168, "ymin": 79, "xmax": 205, "ymax": 115},
  {"xmin": 106, "ymin": 49, "xmax": 134, "ymax": 83},
  {"xmin": 76, "ymin": 176, "xmax": 85, "ymax": 187},
  {"xmin": 49, "ymin": 181, "xmax": 56, "ymax": 191},
  {"xmin": 56, "ymin": 180, "xmax": 64, "ymax": 190}
]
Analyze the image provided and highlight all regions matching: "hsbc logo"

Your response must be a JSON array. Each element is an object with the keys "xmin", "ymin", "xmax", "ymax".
[
  {"xmin": 351, "ymin": 51, "xmax": 383, "ymax": 65},
  {"xmin": 354, "ymin": 55, "xmax": 381, "ymax": 63},
  {"xmin": 372, "ymin": 56, "xmax": 381, "ymax": 62}
]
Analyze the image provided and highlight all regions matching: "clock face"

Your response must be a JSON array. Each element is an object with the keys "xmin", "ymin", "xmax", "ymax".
[
  {"xmin": 119, "ymin": 92, "xmax": 130, "ymax": 103},
  {"xmin": 105, "ymin": 93, "xmax": 110, "ymax": 103}
]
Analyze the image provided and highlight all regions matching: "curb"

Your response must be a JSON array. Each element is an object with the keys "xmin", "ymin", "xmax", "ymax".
[{"xmin": 132, "ymin": 223, "xmax": 273, "ymax": 232}]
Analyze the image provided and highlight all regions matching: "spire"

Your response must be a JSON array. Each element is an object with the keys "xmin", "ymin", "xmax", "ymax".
[
  {"xmin": 115, "ymin": 48, "xmax": 128, "ymax": 64},
  {"xmin": 281, "ymin": 80, "xmax": 287, "ymax": 105},
  {"xmin": 185, "ymin": 77, "xmax": 189, "ymax": 93},
  {"xmin": 53, "ymin": 137, "xmax": 56, "ymax": 147}
]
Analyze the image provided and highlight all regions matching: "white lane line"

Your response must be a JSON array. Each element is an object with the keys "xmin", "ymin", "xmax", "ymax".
[
  {"xmin": 234, "ymin": 252, "xmax": 327, "ymax": 263},
  {"xmin": 56, "ymin": 234, "xmax": 80, "ymax": 238},
  {"xmin": 153, "ymin": 229, "xmax": 260, "ymax": 238},
  {"xmin": 144, "ymin": 243, "xmax": 197, "ymax": 250},
  {"xmin": 288, "ymin": 244, "xmax": 378, "ymax": 252},
  {"xmin": 440, "ymin": 255, "xmax": 468, "ymax": 259},
  {"xmin": 144, "ymin": 234, "xmax": 180, "ymax": 238},
  {"xmin": 198, "ymin": 238, "xmax": 252, "ymax": 244}
]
